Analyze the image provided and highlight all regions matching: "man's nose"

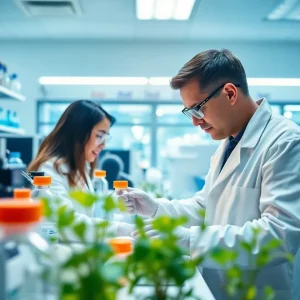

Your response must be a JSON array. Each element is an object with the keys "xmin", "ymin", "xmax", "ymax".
[{"xmin": 192, "ymin": 115, "xmax": 203, "ymax": 126}]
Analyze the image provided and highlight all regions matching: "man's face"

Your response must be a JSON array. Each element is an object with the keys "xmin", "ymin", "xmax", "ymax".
[{"xmin": 180, "ymin": 79, "xmax": 235, "ymax": 140}]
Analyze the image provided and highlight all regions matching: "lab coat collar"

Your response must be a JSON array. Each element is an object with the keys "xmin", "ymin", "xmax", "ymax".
[
  {"xmin": 240, "ymin": 98, "xmax": 272, "ymax": 148},
  {"xmin": 210, "ymin": 98, "xmax": 272, "ymax": 186}
]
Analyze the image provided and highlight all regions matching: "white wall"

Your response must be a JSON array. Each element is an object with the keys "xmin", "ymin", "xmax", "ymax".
[{"xmin": 1, "ymin": 40, "xmax": 300, "ymax": 135}]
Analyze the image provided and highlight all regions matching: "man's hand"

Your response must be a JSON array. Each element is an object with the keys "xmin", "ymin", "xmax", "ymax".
[{"xmin": 117, "ymin": 188, "xmax": 159, "ymax": 218}]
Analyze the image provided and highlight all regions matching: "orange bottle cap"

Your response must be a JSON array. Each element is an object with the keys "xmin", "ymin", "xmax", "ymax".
[
  {"xmin": 0, "ymin": 200, "xmax": 42, "ymax": 223},
  {"xmin": 109, "ymin": 238, "xmax": 132, "ymax": 254},
  {"xmin": 33, "ymin": 176, "xmax": 51, "ymax": 186},
  {"xmin": 13, "ymin": 188, "xmax": 31, "ymax": 200},
  {"xmin": 113, "ymin": 181, "xmax": 128, "ymax": 189},
  {"xmin": 94, "ymin": 170, "xmax": 106, "ymax": 177}
]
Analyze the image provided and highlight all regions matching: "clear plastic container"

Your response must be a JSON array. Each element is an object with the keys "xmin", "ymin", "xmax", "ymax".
[
  {"xmin": 113, "ymin": 180, "xmax": 135, "ymax": 223},
  {"xmin": 10, "ymin": 73, "xmax": 21, "ymax": 93},
  {"xmin": 109, "ymin": 237, "xmax": 133, "ymax": 298},
  {"xmin": 32, "ymin": 176, "xmax": 58, "ymax": 242},
  {"xmin": 0, "ymin": 63, "xmax": 5, "ymax": 86},
  {"xmin": 11, "ymin": 111, "xmax": 20, "ymax": 128},
  {"xmin": 93, "ymin": 170, "xmax": 109, "ymax": 219},
  {"xmin": 13, "ymin": 188, "xmax": 32, "ymax": 201},
  {"xmin": 3, "ymin": 65, "xmax": 10, "ymax": 88},
  {"xmin": 0, "ymin": 107, "xmax": 5, "ymax": 125},
  {"xmin": 0, "ymin": 200, "xmax": 57, "ymax": 299},
  {"xmin": 7, "ymin": 152, "xmax": 26, "ymax": 169}
]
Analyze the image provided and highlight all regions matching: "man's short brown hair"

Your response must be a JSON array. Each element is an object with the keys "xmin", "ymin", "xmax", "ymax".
[{"xmin": 170, "ymin": 49, "xmax": 249, "ymax": 96}]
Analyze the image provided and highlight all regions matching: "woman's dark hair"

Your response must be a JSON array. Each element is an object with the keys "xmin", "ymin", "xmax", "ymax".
[
  {"xmin": 28, "ymin": 100, "xmax": 116, "ymax": 186},
  {"xmin": 170, "ymin": 49, "xmax": 249, "ymax": 96}
]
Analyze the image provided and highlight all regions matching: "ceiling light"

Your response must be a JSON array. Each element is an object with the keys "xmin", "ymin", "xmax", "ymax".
[
  {"xmin": 39, "ymin": 77, "xmax": 300, "ymax": 87},
  {"xmin": 148, "ymin": 77, "xmax": 170, "ymax": 85},
  {"xmin": 247, "ymin": 78, "xmax": 300, "ymax": 86},
  {"xmin": 149, "ymin": 77, "xmax": 300, "ymax": 87},
  {"xmin": 136, "ymin": 0, "xmax": 154, "ymax": 20},
  {"xmin": 284, "ymin": 111, "xmax": 293, "ymax": 119},
  {"xmin": 156, "ymin": 108, "xmax": 164, "ymax": 117},
  {"xmin": 173, "ymin": 0, "xmax": 196, "ymax": 20},
  {"xmin": 39, "ymin": 77, "xmax": 148, "ymax": 85},
  {"xmin": 154, "ymin": 0, "xmax": 175, "ymax": 20},
  {"xmin": 267, "ymin": 0, "xmax": 298, "ymax": 20},
  {"xmin": 136, "ymin": 0, "xmax": 196, "ymax": 20}
]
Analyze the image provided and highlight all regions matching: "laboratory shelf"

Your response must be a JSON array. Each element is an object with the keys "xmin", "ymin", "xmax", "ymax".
[
  {"xmin": 0, "ymin": 85, "xmax": 26, "ymax": 102},
  {"xmin": 0, "ymin": 125, "xmax": 25, "ymax": 135}
]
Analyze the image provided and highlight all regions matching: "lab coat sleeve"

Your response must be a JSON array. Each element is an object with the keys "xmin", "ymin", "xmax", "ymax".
[
  {"xmin": 154, "ymin": 172, "xmax": 210, "ymax": 227},
  {"xmin": 190, "ymin": 137, "xmax": 300, "ymax": 269},
  {"xmin": 39, "ymin": 161, "xmax": 122, "ymax": 241}
]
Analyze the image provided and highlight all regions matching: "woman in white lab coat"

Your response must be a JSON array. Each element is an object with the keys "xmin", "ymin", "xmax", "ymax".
[{"xmin": 28, "ymin": 100, "xmax": 134, "ymax": 239}]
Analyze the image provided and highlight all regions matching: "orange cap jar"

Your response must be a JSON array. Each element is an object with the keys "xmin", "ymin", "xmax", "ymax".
[
  {"xmin": 13, "ymin": 188, "xmax": 31, "ymax": 201},
  {"xmin": 113, "ymin": 181, "xmax": 128, "ymax": 190},
  {"xmin": 109, "ymin": 237, "xmax": 133, "ymax": 254},
  {"xmin": 33, "ymin": 176, "xmax": 52, "ymax": 186},
  {"xmin": 94, "ymin": 170, "xmax": 106, "ymax": 177},
  {"xmin": 0, "ymin": 200, "xmax": 42, "ymax": 236}
]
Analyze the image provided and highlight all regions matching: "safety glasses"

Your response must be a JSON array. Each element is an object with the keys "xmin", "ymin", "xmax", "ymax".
[{"xmin": 182, "ymin": 83, "xmax": 240, "ymax": 119}]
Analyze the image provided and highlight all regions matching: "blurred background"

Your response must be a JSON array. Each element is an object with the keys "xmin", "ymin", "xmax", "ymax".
[{"xmin": 1, "ymin": 0, "xmax": 300, "ymax": 198}]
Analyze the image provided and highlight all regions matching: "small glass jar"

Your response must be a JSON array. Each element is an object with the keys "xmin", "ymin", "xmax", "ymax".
[
  {"xmin": 113, "ymin": 181, "xmax": 135, "ymax": 223},
  {"xmin": 0, "ymin": 200, "xmax": 57, "ymax": 299},
  {"xmin": 32, "ymin": 176, "xmax": 58, "ymax": 242}
]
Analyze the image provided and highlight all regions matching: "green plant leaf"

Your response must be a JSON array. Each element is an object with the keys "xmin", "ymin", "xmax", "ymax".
[
  {"xmin": 73, "ymin": 222, "xmax": 87, "ymax": 241},
  {"xmin": 245, "ymin": 285, "xmax": 256, "ymax": 300},
  {"xmin": 69, "ymin": 190, "xmax": 98, "ymax": 208},
  {"xmin": 133, "ymin": 239, "xmax": 151, "ymax": 261},
  {"xmin": 257, "ymin": 249, "xmax": 270, "ymax": 267},
  {"xmin": 227, "ymin": 266, "xmax": 241, "ymax": 279},
  {"xmin": 210, "ymin": 248, "xmax": 238, "ymax": 266},
  {"xmin": 226, "ymin": 283, "xmax": 237, "ymax": 297},
  {"xmin": 135, "ymin": 216, "xmax": 145, "ymax": 230},
  {"xmin": 252, "ymin": 227, "xmax": 261, "ymax": 236},
  {"xmin": 264, "ymin": 285, "xmax": 275, "ymax": 300},
  {"xmin": 103, "ymin": 195, "xmax": 117, "ymax": 212},
  {"xmin": 41, "ymin": 197, "xmax": 54, "ymax": 218},
  {"xmin": 240, "ymin": 241, "xmax": 252, "ymax": 253},
  {"xmin": 117, "ymin": 199, "xmax": 127, "ymax": 212},
  {"xmin": 96, "ymin": 220, "xmax": 109, "ymax": 229},
  {"xmin": 265, "ymin": 239, "xmax": 282, "ymax": 250},
  {"xmin": 198, "ymin": 209, "xmax": 206, "ymax": 219},
  {"xmin": 284, "ymin": 253, "xmax": 294, "ymax": 263},
  {"xmin": 58, "ymin": 205, "xmax": 75, "ymax": 228}
]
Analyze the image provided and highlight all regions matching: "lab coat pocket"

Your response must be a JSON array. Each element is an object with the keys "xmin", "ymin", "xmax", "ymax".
[{"xmin": 229, "ymin": 186, "xmax": 261, "ymax": 226}]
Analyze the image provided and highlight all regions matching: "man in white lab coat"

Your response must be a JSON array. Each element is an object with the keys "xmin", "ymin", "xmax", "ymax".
[{"xmin": 121, "ymin": 49, "xmax": 300, "ymax": 299}]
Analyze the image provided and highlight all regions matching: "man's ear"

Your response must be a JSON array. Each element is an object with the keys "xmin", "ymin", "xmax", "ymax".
[{"xmin": 224, "ymin": 83, "xmax": 238, "ymax": 105}]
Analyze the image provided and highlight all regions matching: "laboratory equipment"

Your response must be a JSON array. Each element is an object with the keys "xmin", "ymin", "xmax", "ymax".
[
  {"xmin": 93, "ymin": 170, "xmax": 109, "ymax": 219},
  {"xmin": 31, "ymin": 176, "xmax": 57, "ymax": 242},
  {"xmin": 0, "ymin": 200, "xmax": 56, "ymax": 299}
]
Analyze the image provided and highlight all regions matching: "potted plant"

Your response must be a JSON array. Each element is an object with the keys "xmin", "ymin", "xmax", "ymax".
[{"xmin": 43, "ymin": 190, "xmax": 127, "ymax": 300}]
